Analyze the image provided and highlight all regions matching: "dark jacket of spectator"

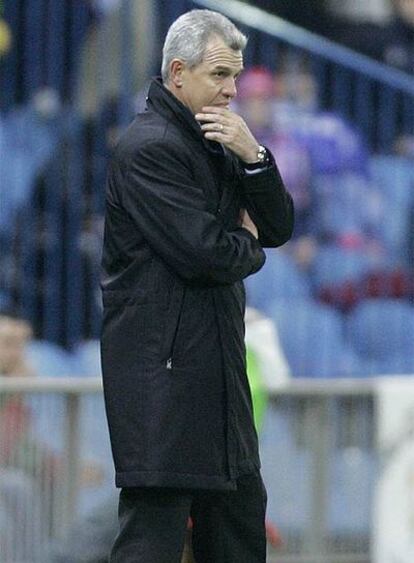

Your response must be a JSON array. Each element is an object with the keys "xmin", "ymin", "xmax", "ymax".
[{"xmin": 328, "ymin": 9, "xmax": 414, "ymax": 73}]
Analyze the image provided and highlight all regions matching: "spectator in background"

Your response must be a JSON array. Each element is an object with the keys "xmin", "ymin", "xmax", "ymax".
[
  {"xmin": 0, "ymin": 85, "xmax": 64, "ymax": 239},
  {"xmin": 0, "ymin": 16, "xmax": 11, "ymax": 58},
  {"xmin": 76, "ymin": 0, "xmax": 155, "ymax": 118},
  {"xmin": 238, "ymin": 61, "xmax": 411, "ymax": 312},
  {"xmin": 245, "ymin": 0, "xmax": 330, "ymax": 35},
  {"xmin": 0, "ymin": 310, "xmax": 46, "ymax": 561},
  {"xmin": 0, "ymin": 310, "xmax": 35, "ymax": 479},
  {"xmin": 380, "ymin": 0, "xmax": 414, "ymax": 73},
  {"xmin": 0, "ymin": 309, "xmax": 107, "ymax": 560},
  {"xmin": 0, "ymin": 86, "xmax": 69, "ymax": 305},
  {"xmin": 325, "ymin": 0, "xmax": 391, "ymax": 25},
  {"xmin": 328, "ymin": 0, "xmax": 414, "ymax": 74},
  {"xmin": 0, "ymin": 309, "xmax": 63, "ymax": 487},
  {"xmin": 235, "ymin": 66, "xmax": 314, "ymax": 241},
  {"xmin": 236, "ymin": 63, "xmax": 381, "ymax": 263},
  {"xmin": 245, "ymin": 306, "xmax": 291, "ymax": 395}
]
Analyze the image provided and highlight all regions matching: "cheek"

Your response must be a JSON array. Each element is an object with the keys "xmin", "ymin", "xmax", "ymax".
[
  {"xmin": 206, "ymin": 82, "xmax": 222, "ymax": 99},
  {"xmin": 197, "ymin": 87, "xmax": 216, "ymax": 105}
]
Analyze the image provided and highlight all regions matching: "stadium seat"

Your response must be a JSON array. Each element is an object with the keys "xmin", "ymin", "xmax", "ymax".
[
  {"xmin": 370, "ymin": 156, "xmax": 414, "ymax": 263},
  {"xmin": 0, "ymin": 291, "xmax": 10, "ymax": 309},
  {"xmin": 370, "ymin": 156, "xmax": 414, "ymax": 205},
  {"xmin": 360, "ymin": 356, "xmax": 414, "ymax": 376},
  {"xmin": 346, "ymin": 299, "xmax": 414, "ymax": 364},
  {"xmin": 72, "ymin": 339, "xmax": 102, "ymax": 377},
  {"xmin": 313, "ymin": 172, "xmax": 385, "ymax": 241},
  {"xmin": 25, "ymin": 340, "xmax": 75, "ymax": 377},
  {"xmin": 268, "ymin": 299, "xmax": 361, "ymax": 377},
  {"xmin": 245, "ymin": 251, "xmax": 311, "ymax": 314},
  {"xmin": 310, "ymin": 245, "xmax": 382, "ymax": 289}
]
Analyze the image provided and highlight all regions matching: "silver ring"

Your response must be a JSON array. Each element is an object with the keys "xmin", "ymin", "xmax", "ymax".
[{"xmin": 218, "ymin": 123, "xmax": 223, "ymax": 131}]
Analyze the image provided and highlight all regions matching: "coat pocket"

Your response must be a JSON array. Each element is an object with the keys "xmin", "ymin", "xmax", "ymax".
[{"xmin": 161, "ymin": 284, "xmax": 185, "ymax": 368}]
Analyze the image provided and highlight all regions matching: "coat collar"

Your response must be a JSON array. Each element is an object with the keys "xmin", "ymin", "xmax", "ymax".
[{"xmin": 146, "ymin": 78, "xmax": 225, "ymax": 157}]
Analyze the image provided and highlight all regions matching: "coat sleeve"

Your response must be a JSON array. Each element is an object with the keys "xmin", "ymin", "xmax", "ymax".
[
  {"xmin": 116, "ymin": 139, "xmax": 266, "ymax": 285},
  {"xmin": 239, "ymin": 150, "xmax": 294, "ymax": 248}
]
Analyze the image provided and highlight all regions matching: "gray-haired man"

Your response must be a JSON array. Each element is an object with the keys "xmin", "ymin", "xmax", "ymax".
[{"xmin": 101, "ymin": 9, "xmax": 294, "ymax": 562}]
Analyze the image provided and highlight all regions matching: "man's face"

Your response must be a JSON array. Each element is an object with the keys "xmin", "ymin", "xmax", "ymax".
[{"xmin": 173, "ymin": 35, "xmax": 244, "ymax": 115}]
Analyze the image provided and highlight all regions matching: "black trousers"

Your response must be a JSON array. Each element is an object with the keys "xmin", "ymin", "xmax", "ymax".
[{"xmin": 109, "ymin": 472, "xmax": 267, "ymax": 563}]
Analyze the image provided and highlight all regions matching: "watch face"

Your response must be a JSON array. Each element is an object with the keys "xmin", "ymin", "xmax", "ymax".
[{"xmin": 257, "ymin": 146, "xmax": 266, "ymax": 162}]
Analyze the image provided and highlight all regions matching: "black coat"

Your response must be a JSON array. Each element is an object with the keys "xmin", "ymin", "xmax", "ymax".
[{"xmin": 101, "ymin": 79, "xmax": 294, "ymax": 490}]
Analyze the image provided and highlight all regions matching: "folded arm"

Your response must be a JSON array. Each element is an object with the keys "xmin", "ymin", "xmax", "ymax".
[{"xmin": 114, "ymin": 140, "xmax": 266, "ymax": 285}]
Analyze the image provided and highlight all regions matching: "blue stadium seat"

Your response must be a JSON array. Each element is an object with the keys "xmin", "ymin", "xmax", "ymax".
[
  {"xmin": 72, "ymin": 340, "xmax": 102, "ymax": 377},
  {"xmin": 0, "ymin": 106, "xmax": 61, "ymax": 237},
  {"xmin": 245, "ymin": 251, "xmax": 311, "ymax": 314},
  {"xmin": 313, "ymin": 173, "xmax": 385, "ymax": 241},
  {"xmin": 0, "ymin": 292, "xmax": 11, "ymax": 309},
  {"xmin": 25, "ymin": 340, "xmax": 75, "ymax": 377},
  {"xmin": 378, "ymin": 200, "xmax": 412, "ymax": 264},
  {"xmin": 268, "ymin": 299, "xmax": 361, "ymax": 377},
  {"xmin": 346, "ymin": 299, "xmax": 414, "ymax": 372},
  {"xmin": 370, "ymin": 156, "xmax": 414, "ymax": 205},
  {"xmin": 0, "ymin": 150, "xmax": 36, "ymax": 236},
  {"xmin": 369, "ymin": 156, "xmax": 414, "ymax": 263},
  {"xmin": 310, "ymin": 244, "xmax": 383, "ymax": 289},
  {"xmin": 359, "ymin": 356, "xmax": 414, "ymax": 376}
]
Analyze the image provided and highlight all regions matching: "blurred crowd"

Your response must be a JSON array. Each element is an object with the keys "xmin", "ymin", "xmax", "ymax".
[
  {"xmin": 249, "ymin": 0, "xmax": 414, "ymax": 74},
  {"xmin": 0, "ymin": 0, "xmax": 413, "ymax": 360},
  {"xmin": 236, "ymin": 61, "xmax": 412, "ymax": 283},
  {"xmin": 0, "ymin": 0, "xmax": 414, "ymax": 560}
]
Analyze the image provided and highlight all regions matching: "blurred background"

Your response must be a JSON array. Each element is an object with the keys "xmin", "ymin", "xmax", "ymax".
[{"xmin": 0, "ymin": 0, "xmax": 413, "ymax": 561}]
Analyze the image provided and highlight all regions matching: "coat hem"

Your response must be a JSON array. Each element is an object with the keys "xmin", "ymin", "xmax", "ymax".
[{"xmin": 115, "ymin": 470, "xmax": 238, "ymax": 491}]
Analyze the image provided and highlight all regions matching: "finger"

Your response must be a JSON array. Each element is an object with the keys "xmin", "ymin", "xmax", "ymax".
[
  {"xmin": 195, "ymin": 112, "xmax": 225, "ymax": 123},
  {"xmin": 201, "ymin": 106, "xmax": 228, "ymax": 115},
  {"xmin": 204, "ymin": 131, "xmax": 226, "ymax": 140},
  {"xmin": 200, "ymin": 122, "xmax": 225, "ymax": 132}
]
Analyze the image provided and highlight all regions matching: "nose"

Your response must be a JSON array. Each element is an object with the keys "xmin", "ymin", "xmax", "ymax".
[{"xmin": 222, "ymin": 76, "xmax": 237, "ymax": 100}]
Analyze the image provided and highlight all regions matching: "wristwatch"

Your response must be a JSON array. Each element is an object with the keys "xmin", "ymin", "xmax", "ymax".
[{"xmin": 243, "ymin": 145, "xmax": 269, "ymax": 170}]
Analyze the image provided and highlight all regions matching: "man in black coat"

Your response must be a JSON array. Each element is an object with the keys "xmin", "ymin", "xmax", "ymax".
[{"xmin": 101, "ymin": 8, "xmax": 294, "ymax": 563}]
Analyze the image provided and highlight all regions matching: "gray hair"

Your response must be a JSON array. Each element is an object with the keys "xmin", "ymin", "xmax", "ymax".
[{"xmin": 161, "ymin": 9, "xmax": 247, "ymax": 83}]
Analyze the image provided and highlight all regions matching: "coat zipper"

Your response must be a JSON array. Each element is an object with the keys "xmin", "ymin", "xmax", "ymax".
[{"xmin": 163, "ymin": 285, "xmax": 185, "ymax": 369}]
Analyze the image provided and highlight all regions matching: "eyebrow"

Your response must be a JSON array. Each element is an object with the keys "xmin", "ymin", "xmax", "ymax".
[{"xmin": 213, "ymin": 65, "xmax": 244, "ymax": 75}]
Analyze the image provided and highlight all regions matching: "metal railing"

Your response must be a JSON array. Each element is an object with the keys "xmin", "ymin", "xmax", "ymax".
[
  {"xmin": 0, "ymin": 376, "xmax": 111, "ymax": 562},
  {"xmin": 264, "ymin": 379, "xmax": 376, "ymax": 563},
  {"xmin": 0, "ymin": 375, "xmax": 385, "ymax": 562}
]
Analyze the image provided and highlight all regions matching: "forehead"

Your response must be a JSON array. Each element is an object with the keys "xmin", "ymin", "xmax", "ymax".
[{"xmin": 201, "ymin": 35, "xmax": 243, "ymax": 71}]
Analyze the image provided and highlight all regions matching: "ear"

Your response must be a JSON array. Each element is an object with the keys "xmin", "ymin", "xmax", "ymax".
[{"xmin": 169, "ymin": 59, "xmax": 186, "ymax": 87}]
